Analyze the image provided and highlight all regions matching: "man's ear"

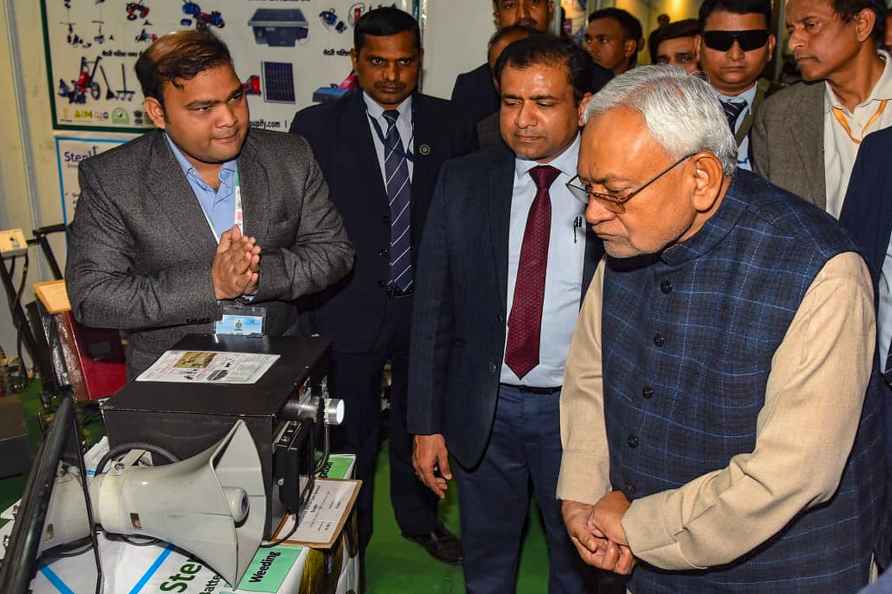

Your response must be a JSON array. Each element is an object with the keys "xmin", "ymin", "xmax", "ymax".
[
  {"xmin": 144, "ymin": 96, "xmax": 166, "ymax": 130},
  {"xmin": 854, "ymin": 7, "xmax": 877, "ymax": 43},
  {"xmin": 690, "ymin": 152, "xmax": 726, "ymax": 213},
  {"xmin": 577, "ymin": 93, "xmax": 593, "ymax": 127}
]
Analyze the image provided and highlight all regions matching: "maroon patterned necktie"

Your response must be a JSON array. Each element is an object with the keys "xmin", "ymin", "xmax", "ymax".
[{"xmin": 505, "ymin": 165, "xmax": 561, "ymax": 379}]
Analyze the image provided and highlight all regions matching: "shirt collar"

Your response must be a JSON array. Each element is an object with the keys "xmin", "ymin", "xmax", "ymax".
[
  {"xmin": 362, "ymin": 91, "xmax": 413, "ymax": 124},
  {"xmin": 718, "ymin": 82, "xmax": 758, "ymax": 108},
  {"xmin": 165, "ymin": 134, "xmax": 237, "ymax": 184},
  {"xmin": 514, "ymin": 132, "xmax": 581, "ymax": 180},
  {"xmin": 824, "ymin": 50, "xmax": 892, "ymax": 113}
]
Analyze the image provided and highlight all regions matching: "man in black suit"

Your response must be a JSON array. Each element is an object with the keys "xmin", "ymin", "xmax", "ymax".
[
  {"xmin": 409, "ymin": 36, "xmax": 605, "ymax": 594},
  {"xmin": 451, "ymin": 0, "xmax": 554, "ymax": 127},
  {"xmin": 289, "ymin": 7, "xmax": 474, "ymax": 564}
]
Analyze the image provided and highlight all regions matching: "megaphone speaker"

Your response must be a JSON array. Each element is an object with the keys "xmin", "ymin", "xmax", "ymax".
[{"xmin": 41, "ymin": 420, "xmax": 266, "ymax": 587}]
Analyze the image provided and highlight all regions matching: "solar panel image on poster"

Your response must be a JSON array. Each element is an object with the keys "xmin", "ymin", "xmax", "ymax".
[{"xmin": 262, "ymin": 62, "xmax": 296, "ymax": 104}]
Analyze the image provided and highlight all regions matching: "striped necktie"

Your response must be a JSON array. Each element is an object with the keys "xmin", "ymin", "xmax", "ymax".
[
  {"xmin": 382, "ymin": 109, "xmax": 413, "ymax": 291},
  {"xmin": 721, "ymin": 99, "xmax": 746, "ymax": 132}
]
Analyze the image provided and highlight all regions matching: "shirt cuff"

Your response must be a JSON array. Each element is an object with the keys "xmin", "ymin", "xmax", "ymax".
[
  {"xmin": 622, "ymin": 492, "xmax": 703, "ymax": 571},
  {"xmin": 556, "ymin": 449, "xmax": 608, "ymax": 505}
]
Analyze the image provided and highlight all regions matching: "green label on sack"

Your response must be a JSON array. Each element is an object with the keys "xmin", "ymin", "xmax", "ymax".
[{"xmin": 236, "ymin": 546, "xmax": 302, "ymax": 592}]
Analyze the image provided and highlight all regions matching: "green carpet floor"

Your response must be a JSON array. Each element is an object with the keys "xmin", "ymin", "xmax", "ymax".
[
  {"xmin": 365, "ymin": 441, "xmax": 550, "ymax": 593},
  {"xmin": 0, "ymin": 384, "xmax": 552, "ymax": 593}
]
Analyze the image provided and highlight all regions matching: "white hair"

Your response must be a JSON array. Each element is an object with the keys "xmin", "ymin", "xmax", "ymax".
[{"xmin": 583, "ymin": 65, "xmax": 737, "ymax": 176}]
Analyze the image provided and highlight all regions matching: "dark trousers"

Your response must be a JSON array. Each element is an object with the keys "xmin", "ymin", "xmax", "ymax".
[
  {"xmin": 453, "ymin": 384, "xmax": 597, "ymax": 594},
  {"xmin": 328, "ymin": 295, "xmax": 439, "ymax": 552}
]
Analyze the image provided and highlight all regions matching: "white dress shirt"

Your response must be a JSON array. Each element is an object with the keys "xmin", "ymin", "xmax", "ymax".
[
  {"xmin": 363, "ymin": 92, "xmax": 414, "ymax": 183},
  {"xmin": 719, "ymin": 83, "xmax": 758, "ymax": 172}
]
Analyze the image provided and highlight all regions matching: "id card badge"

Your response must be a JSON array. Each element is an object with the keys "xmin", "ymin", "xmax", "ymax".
[{"xmin": 215, "ymin": 305, "xmax": 266, "ymax": 336}]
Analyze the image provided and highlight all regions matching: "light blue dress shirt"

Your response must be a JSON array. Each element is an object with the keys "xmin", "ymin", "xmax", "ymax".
[
  {"xmin": 500, "ymin": 133, "xmax": 587, "ymax": 387},
  {"xmin": 720, "ymin": 83, "xmax": 758, "ymax": 171},
  {"xmin": 166, "ymin": 134, "xmax": 238, "ymax": 241}
]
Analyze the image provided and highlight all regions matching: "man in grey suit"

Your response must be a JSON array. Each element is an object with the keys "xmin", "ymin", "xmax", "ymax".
[
  {"xmin": 751, "ymin": 0, "xmax": 888, "ymax": 215},
  {"xmin": 66, "ymin": 30, "xmax": 354, "ymax": 378}
]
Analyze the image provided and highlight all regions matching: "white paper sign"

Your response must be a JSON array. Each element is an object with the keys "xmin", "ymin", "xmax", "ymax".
[{"xmin": 136, "ymin": 350, "xmax": 279, "ymax": 384}]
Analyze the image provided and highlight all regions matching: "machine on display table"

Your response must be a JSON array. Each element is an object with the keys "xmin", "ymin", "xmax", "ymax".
[{"xmin": 0, "ymin": 335, "xmax": 359, "ymax": 594}]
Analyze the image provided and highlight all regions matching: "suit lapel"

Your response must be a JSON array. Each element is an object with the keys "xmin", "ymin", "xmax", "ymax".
[
  {"xmin": 411, "ymin": 95, "xmax": 437, "ymax": 232},
  {"xmin": 488, "ymin": 151, "xmax": 515, "ymax": 317},
  {"xmin": 343, "ymin": 92, "xmax": 388, "ymax": 202},
  {"xmin": 144, "ymin": 132, "xmax": 217, "ymax": 257},
  {"xmin": 791, "ymin": 84, "xmax": 826, "ymax": 209},
  {"xmin": 237, "ymin": 134, "xmax": 269, "ymax": 242}
]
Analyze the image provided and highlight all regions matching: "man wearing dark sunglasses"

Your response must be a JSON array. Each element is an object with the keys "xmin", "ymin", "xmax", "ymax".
[
  {"xmin": 699, "ymin": 0, "xmax": 778, "ymax": 172},
  {"xmin": 752, "ymin": 0, "xmax": 888, "ymax": 215}
]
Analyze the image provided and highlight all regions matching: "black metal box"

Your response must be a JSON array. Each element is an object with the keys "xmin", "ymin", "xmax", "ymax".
[{"xmin": 101, "ymin": 334, "xmax": 330, "ymax": 538}]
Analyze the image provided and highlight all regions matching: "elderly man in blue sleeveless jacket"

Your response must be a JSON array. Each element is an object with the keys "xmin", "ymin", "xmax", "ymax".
[{"xmin": 557, "ymin": 66, "xmax": 883, "ymax": 594}]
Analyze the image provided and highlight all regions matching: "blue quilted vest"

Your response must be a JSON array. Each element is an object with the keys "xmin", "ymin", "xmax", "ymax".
[{"xmin": 602, "ymin": 171, "xmax": 883, "ymax": 594}]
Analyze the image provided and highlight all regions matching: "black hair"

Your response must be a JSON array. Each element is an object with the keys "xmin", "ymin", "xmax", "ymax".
[
  {"xmin": 588, "ymin": 7, "xmax": 643, "ymax": 42},
  {"xmin": 487, "ymin": 24, "xmax": 541, "ymax": 60},
  {"xmin": 354, "ymin": 6, "xmax": 421, "ymax": 51},
  {"xmin": 494, "ymin": 34, "xmax": 596, "ymax": 103},
  {"xmin": 648, "ymin": 18, "xmax": 700, "ymax": 63},
  {"xmin": 588, "ymin": 8, "xmax": 643, "ymax": 69},
  {"xmin": 830, "ymin": 0, "xmax": 886, "ymax": 42},
  {"xmin": 135, "ymin": 30, "xmax": 232, "ymax": 103},
  {"xmin": 698, "ymin": 0, "xmax": 772, "ymax": 31}
]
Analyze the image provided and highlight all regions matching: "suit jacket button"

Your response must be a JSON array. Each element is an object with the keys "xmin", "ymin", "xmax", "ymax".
[
  {"xmin": 377, "ymin": 280, "xmax": 386, "ymax": 288},
  {"xmin": 627, "ymin": 434, "xmax": 639, "ymax": 448},
  {"xmin": 186, "ymin": 318, "xmax": 194, "ymax": 324},
  {"xmin": 642, "ymin": 386, "xmax": 654, "ymax": 399},
  {"xmin": 625, "ymin": 482, "xmax": 636, "ymax": 496},
  {"xmin": 489, "ymin": 362, "xmax": 497, "ymax": 373},
  {"xmin": 660, "ymin": 279, "xmax": 673, "ymax": 294},
  {"xmin": 378, "ymin": 248, "xmax": 389, "ymax": 257},
  {"xmin": 653, "ymin": 333, "xmax": 665, "ymax": 347}
]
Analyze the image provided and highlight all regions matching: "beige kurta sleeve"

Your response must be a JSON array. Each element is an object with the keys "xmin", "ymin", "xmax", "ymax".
[
  {"xmin": 557, "ymin": 259, "xmax": 611, "ymax": 505},
  {"xmin": 621, "ymin": 251, "xmax": 875, "ymax": 570}
]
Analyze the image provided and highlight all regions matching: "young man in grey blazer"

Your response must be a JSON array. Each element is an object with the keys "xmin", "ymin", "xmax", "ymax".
[{"xmin": 66, "ymin": 30, "xmax": 354, "ymax": 378}]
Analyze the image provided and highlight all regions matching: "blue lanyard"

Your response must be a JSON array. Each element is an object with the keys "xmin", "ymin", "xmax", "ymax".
[{"xmin": 364, "ymin": 105, "xmax": 416, "ymax": 162}]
